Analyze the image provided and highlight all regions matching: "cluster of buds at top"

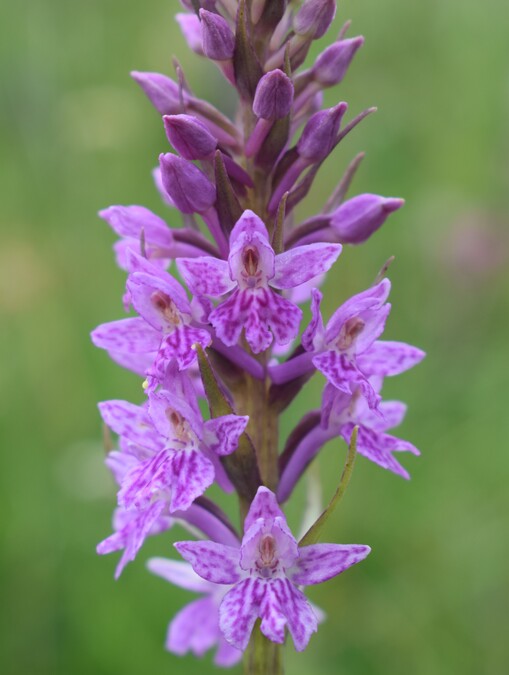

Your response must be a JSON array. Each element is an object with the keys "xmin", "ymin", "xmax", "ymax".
[{"xmin": 93, "ymin": 0, "xmax": 424, "ymax": 670}]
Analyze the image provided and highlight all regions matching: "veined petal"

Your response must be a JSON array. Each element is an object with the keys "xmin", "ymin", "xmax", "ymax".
[
  {"xmin": 341, "ymin": 423, "xmax": 416, "ymax": 478},
  {"xmin": 357, "ymin": 340, "xmax": 426, "ymax": 377},
  {"xmin": 245, "ymin": 288, "xmax": 302, "ymax": 353},
  {"xmin": 98, "ymin": 400, "xmax": 161, "ymax": 452},
  {"xmin": 209, "ymin": 289, "xmax": 252, "ymax": 347},
  {"xmin": 203, "ymin": 414, "xmax": 249, "ymax": 456},
  {"xmin": 118, "ymin": 450, "xmax": 170, "ymax": 510},
  {"xmin": 97, "ymin": 500, "xmax": 168, "ymax": 579},
  {"xmin": 148, "ymin": 387, "xmax": 203, "ymax": 442},
  {"xmin": 167, "ymin": 448, "xmax": 216, "ymax": 512},
  {"xmin": 229, "ymin": 210, "xmax": 269, "ymax": 247},
  {"xmin": 272, "ymin": 243, "xmax": 342, "ymax": 289},
  {"xmin": 270, "ymin": 578, "xmax": 318, "ymax": 652},
  {"xmin": 167, "ymin": 596, "xmax": 219, "ymax": 657},
  {"xmin": 325, "ymin": 278, "xmax": 391, "ymax": 344},
  {"xmin": 302, "ymin": 288, "xmax": 326, "ymax": 352},
  {"xmin": 127, "ymin": 271, "xmax": 190, "ymax": 331},
  {"xmin": 260, "ymin": 582, "xmax": 287, "ymax": 644},
  {"xmin": 244, "ymin": 486, "xmax": 286, "ymax": 532},
  {"xmin": 147, "ymin": 557, "xmax": 212, "ymax": 593},
  {"xmin": 160, "ymin": 325, "xmax": 211, "ymax": 370},
  {"xmin": 289, "ymin": 543, "xmax": 371, "ymax": 586},
  {"xmin": 313, "ymin": 352, "xmax": 381, "ymax": 409},
  {"xmin": 99, "ymin": 205, "xmax": 173, "ymax": 246},
  {"xmin": 91, "ymin": 317, "xmax": 161, "ymax": 354},
  {"xmin": 219, "ymin": 578, "xmax": 265, "ymax": 650},
  {"xmin": 175, "ymin": 541, "xmax": 242, "ymax": 584},
  {"xmin": 363, "ymin": 400, "xmax": 407, "ymax": 433},
  {"xmin": 177, "ymin": 257, "xmax": 234, "ymax": 297}
]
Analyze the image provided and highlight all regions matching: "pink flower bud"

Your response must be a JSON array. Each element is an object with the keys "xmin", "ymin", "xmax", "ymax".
[
  {"xmin": 294, "ymin": 0, "xmax": 336, "ymax": 39},
  {"xmin": 199, "ymin": 9, "xmax": 235, "ymax": 61},
  {"xmin": 163, "ymin": 114, "xmax": 217, "ymax": 159},
  {"xmin": 331, "ymin": 194, "xmax": 404, "ymax": 244},
  {"xmin": 175, "ymin": 13, "xmax": 203, "ymax": 56},
  {"xmin": 159, "ymin": 154, "xmax": 216, "ymax": 214},
  {"xmin": 253, "ymin": 69, "xmax": 294, "ymax": 120},
  {"xmin": 313, "ymin": 36, "xmax": 364, "ymax": 86},
  {"xmin": 297, "ymin": 102, "xmax": 347, "ymax": 162},
  {"xmin": 131, "ymin": 71, "xmax": 185, "ymax": 115}
]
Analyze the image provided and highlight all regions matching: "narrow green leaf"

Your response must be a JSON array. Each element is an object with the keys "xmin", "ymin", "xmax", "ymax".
[
  {"xmin": 214, "ymin": 150, "xmax": 242, "ymax": 236},
  {"xmin": 299, "ymin": 427, "xmax": 358, "ymax": 547},
  {"xmin": 233, "ymin": 0, "xmax": 263, "ymax": 100},
  {"xmin": 271, "ymin": 191, "xmax": 288, "ymax": 254},
  {"xmin": 196, "ymin": 345, "xmax": 261, "ymax": 500}
]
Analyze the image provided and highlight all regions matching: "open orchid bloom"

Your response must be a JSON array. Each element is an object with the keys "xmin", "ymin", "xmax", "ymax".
[
  {"xmin": 176, "ymin": 487, "xmax": 370, "ymax": 652},
  {"xmin": 177, "ymin": 210, "xmax": 341, "ymax": 353}
]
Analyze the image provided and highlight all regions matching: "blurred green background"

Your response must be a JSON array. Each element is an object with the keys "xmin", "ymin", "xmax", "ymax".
[{"xmin": 1, "ymin": 1, "xmax": 508, "ymax": 673}]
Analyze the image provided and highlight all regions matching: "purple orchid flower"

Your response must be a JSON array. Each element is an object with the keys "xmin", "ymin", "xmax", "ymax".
[
  {"xmin": 91, "ymin": 252, "xmax": 211, "ymax": 383},
  {"xmin": 96, "ymin": 422, "xmax": 241, "ymax": 578},
  {"xmin": 147, "ymin": 557, "xmax": 242, "ymax": 667},
  {"xmin": 278, "ymin": 378, "xmax": 421, "ymax": 502},
  {"xmin": 177, "ymin": 210, "xmax": 342, "ymax": 354},
  {"xmin": 300, "ymin": 280, "xmax": 424, "ymax": 408},
  {"xmin": 175, "ymin": 487, "xmax": 370, "ymax": 652},
  {"xmin": 99, "ymin": 385, "xmax": 248, "ymax": 519}
]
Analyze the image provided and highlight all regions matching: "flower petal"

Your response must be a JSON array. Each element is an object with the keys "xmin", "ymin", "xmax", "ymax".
[
  {"xmin": 219, "ymin": 578, "xmax": 265, "ymax": 650},
  {"xmin": 325, "ymin": 278, "xmax": 391, "ymax": 345},
  {"xmin": 214, "ymin": 637, "xmax": 243, "ymax": 667},
  {"xmin": 249, "ymin": 289, "xmax": 302, "ymax": 352},
  {"xmin": 203, "ymin": 414, "xmax": 249, "ymax": 456},
  {"xmin": 146, "ymin": 557, "xmax": 212, "ymax": 593},
  {"xmin": 175, "ymin": 541, "xmax": 242, "ymax": 584},
  {"xmin": 357, "ymin": 340, "xmax": 426, "ymax": 376},
  {"xmin": 341, "ymin": 423, "xmax": 417, "ymax": 478},
  {"xmin": 289, "ymin": 543, "xmax": 371, "ymax": 586},
  {"xmin": 272, "ymin": 243, "xmax": 342, "ymax": 289},
  {"xmin": 269, "ymin": 578, "xmax": 318, "ymax": 651},
  {"xmin": 168, "ymin": 448, "xmax": 216, "ymax": 512},
  {"xmin": 313, "ymin": 352, "xmax": 381, "ymax": 409},
  {"xmin": 177, "ymin": 257, "xmax": 234, "ymax": 297},
  {"xmin": 302, "ymin": 288, "xmax": 325, "ymax": 352},
  {"xmin": 97, "ymin": 501, "xmax": 168, "ymax": 578},
  {"xmin": 244, "ymin": 487, "xmax": 286, "ymax": 531},
  {"xmin": 167, "ymin": 596, "xmax": 219, "ymax": 657},
  {"xmin": 91, "ymin": 317, "xmax": 161, "ymax": 353},
  {"xmin": 127, "ymin": 271, "xmax": 190, "ymax": 331},
  {"xmin": 98, "ymin": 400, "xmax": 161, "ymax": 452},
  {"xmin": 260, "ymin": 581, "xmax": 287, "ymax": 644},
  {"xmin": 159, "ymin": 325, "xmax": 211, "ymax": 370},
  {"xmin": 209, "ymin": 289, "xmax": 250, "ymax": 347}
]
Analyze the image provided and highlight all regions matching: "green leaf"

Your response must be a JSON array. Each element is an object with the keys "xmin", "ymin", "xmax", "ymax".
[
  {"xmin": 299, "ymin": 427, "xmax": 358, "ymax": 547},
  {"xmin": 196, "ymin": 345, "xmax": 261, "ymax": 501}
]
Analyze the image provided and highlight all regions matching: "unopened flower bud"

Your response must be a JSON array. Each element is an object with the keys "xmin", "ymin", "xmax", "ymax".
[
  {"xmin": 130, "ymin": 71, "xmax": 185, "ymax": 115},
  {"xmin": 253, "ymin": 69, "xmax": 294, "ymax": 120},
  {"xmin": 294, "ymin": 0, "xmax": 336, "ymax": 39},
  {"xmin": 163, "ymin": 114, "xmax": 217, "ymax": 159},
  {"xmin": 313, "ymin": 36, "xmax": 364, "ymax": 86},
  {"xmin": 175, "ymin": 13, "xmax": 203, "ymax": 56},
  {"xmin": 330, "ymin": 194, "xmax": 404, "ymax": 244},
  {"xmin": 159, "ymin": 154, "xmax": 216, "ymax": 214},
  {"xmin": 199, "ymin": 9, "xmax": 235, "ymax": 61},
  {"xmin": 297, "ymin": 102, "xmax": 347, "ymax": 162}
]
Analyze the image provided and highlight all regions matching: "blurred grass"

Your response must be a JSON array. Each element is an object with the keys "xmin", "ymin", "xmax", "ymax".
[{"xmin": 1, "ymin": 1, "xmax": 508, "ymax": 673}]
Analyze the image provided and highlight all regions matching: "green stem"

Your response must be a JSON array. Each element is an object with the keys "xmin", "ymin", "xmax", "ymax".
[{"xmin": 243, "ymin": 623, "xmax": 283, "ymax": 675}]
